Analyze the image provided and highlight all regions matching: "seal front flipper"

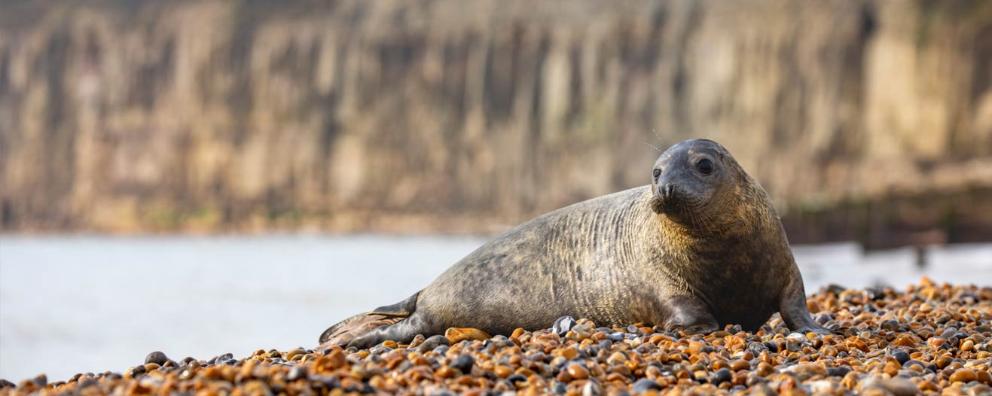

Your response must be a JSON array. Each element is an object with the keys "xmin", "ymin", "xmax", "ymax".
[
  {"xmin": 661, "ymin": 295, "xmax": 719, "ymax": 334},
  {"xmin": 318, "ymin": 292, "xmax": 421, "ymax": 346},
  {"xmin": 778, "ymin": 273, "xmax": 830, "ymax": 335}
]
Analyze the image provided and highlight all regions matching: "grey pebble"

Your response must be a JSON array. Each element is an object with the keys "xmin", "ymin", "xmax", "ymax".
[
  {"xmin": 144, "ymin": 351, "xmax": 169, "ymax": 365},
  {"xmin": 451, "ymin": 354, "xmax": 474, "ymax": 374},
  {"xmin": 417, "ymin": 335, "xmax": 450, "ymax": 353},
  {"xmin": 711, "ymin": 368, "xmax": 732, "ymax": 384},
  {"xmin": 632, "ymin": 378, "xmax": 662, "ymax": 393}
]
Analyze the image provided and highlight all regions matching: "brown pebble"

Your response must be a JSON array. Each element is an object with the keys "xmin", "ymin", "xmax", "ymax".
[
  {"xmin": 935, "ymin": 355, "xmax": 952, "ymax": 369},
  {"xmin": 730, "ymin": 360, "xmax": 749, "ymax": 371},
  {"xmin": 445, "ymin": 327, "xmax": 490, "ymax": 343},
  {"xmin": 891, "ymin": 334, "xmax": 918, "ymax": 347},
  {"xmin": 977, "ymin": 370, "xmax": 992, "ymax": 384},
  {"xmin": 882, "ymin": 360, "xmax": 899, "ymax": 376},
  {"xmin": 567, "ymin": 364, "xmax": 589, "ymax": 380},
  {"xmin": 919, "ymin": 380, "xmax": 939, "ymax": 392},
  {"xmin": 285, "ymin": 348, "xmax": 305, "ymax": 361},
  {"xmin": 559, "ymin": 346, "xmax": 578, "ymax": 360},
  {"xmin": 494, "ymin": 365, "xmax": 512, "ymax": 378},
  {"xmin": 961, "ymin": 339, "xmax": 974, "ymax": 352},
  {"xmin": 606, "ymin": 352, "xmax": 627, "ymax": 365},
  {"xmin": 316, "ymin": 349, "xmax": 346, "ymax": 371},
  {"xmin": 436, "ymin": 366, "xmax": 456, "ymax": 379},
  {"xmin": 949, "ymin": 368, "xmax": 977, "ymax": 383}
]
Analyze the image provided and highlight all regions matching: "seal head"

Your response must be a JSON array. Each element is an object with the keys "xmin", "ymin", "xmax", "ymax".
[{"xmin": 649, "ymin": 139, "xmax": 745, "ymax": 232}]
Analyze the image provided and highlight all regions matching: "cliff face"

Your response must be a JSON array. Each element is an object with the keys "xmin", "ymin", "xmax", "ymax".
[{"xmin": 1, "ymin": 0, "xmax": 991, "ymax": 239}]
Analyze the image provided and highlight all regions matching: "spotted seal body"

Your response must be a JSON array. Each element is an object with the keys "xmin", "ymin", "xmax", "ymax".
[{"xmin": 321, "ymin": 139, "xmax": 827, "ymax": 348}]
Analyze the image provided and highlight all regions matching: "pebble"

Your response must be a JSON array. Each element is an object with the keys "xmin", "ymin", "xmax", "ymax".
[
  {"xmin": 890, "ymin": 349, "xmax": 910, "ymax": 365},
  {"xmin": 567, "ymin": 362, "xmax": 590, "ymax": 380},
  {"xmin": 450, "ymin": 354, "xmax": 475, "ymax": 374},
  {"xmin": 444, "ymin": 327, "xmax": 490, "ymax": 343},
  {"xmin": 632, "ymin": 378, "xmax": 662, "ymax": 393},
  {"xmin": 143, "ymin": 351, "xmax": 169, "ymax": 366},
  {"xmin": 747, "ymin": 341, "xmax": 768, "ymax": 356},
  {"xmin": 582, "ymin": 379, "xmax": 602, "ymax": 396},
  {"xmin": 862, "ymin": 376, "xmax": 919, "ymax": 396},
  {"xmin": 880, "ymin": 319, "xmax": 901, "ymax": 331},
  {"xmin": 553, "ymin": 315, "xmax": 577, "ymax": 336},
  {"xmin": 2, "ymin": 280, "xmax": 990, "ymax": 395},
  {"xmin": 949, "ymin": 368, "xmax": 978, "ymax": 382},
  {"xmin": 710, "ymin": 368, "xmax": 732, "ymax": 384},
  {"xmin": 730, "ymin": 359, "xmax": 749, "ymax": 371},
  {"xmin": 494, "ymin": 365, "xmax": 513, "ymax": 378},
  {"xmin": 416, "ymin": 334, "xmax": 450, "ymax": 352}
]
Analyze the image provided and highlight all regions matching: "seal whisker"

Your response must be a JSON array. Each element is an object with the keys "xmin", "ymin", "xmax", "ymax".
[{"xmin": 643, "ymin": 140, "xmax": 662, "ymax": 153}]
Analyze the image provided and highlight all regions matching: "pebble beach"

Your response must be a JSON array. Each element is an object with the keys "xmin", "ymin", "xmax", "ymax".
[{"xmin": 2, "ymin": 278, "xmax": 990, "ymax": 395}]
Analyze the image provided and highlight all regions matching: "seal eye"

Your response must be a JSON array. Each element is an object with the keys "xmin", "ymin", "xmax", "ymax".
[
  {"xmin": 696, "ymin": 158, "xmax": 714, "ymax": 175},
  {"xmin": 653, "ymin": 168, "xmax": 661, "ymax": 180}
]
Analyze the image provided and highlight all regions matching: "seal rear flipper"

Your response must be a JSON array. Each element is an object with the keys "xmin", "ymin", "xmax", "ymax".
[
  {"xmin": 318, "ymin": 292, "xmax": 420, "ymax": 346},
  {"xmin": 319, "ymin": 313, "xmax": 405, "ymax": 346},
  {"xmin": 370, "ymin": 291, "xmax": 419, "ymax": 317},
  {"xmin": 346, "ymin": 311, "xmax": 432, "ymax": 349}
]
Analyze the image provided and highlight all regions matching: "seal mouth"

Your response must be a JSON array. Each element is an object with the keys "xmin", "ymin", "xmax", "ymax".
[
  {"xmin": 652, "ymin": 183, "xmax": 709, "ymax": 218},
  {"xmin": 651, "ymin": 183, "xmax": 679, "ymax": 214}
]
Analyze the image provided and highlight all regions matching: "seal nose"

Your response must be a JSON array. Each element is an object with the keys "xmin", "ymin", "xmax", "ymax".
[{"xmin": 661, "ymin": 183, "xmax": 675, "ymax": 200}]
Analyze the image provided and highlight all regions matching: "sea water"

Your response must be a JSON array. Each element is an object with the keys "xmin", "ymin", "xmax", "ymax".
[{"xmin": 1, "ymin": 235, "xmax": 989, "ymax": 381}]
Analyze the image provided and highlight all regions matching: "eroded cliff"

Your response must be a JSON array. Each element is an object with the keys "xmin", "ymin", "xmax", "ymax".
[{"xmin": 1, "ymin": 0, "xmax": 990, "ymax": 243}]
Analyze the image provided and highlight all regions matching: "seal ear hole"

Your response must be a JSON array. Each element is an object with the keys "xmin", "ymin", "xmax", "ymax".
[
  {"xmin": 695, "ymin": 158, "xmax": 714, "ymax": 175},
  {"xmin": 653, "ymin": 168, "xmax": 661, "ymax": 180}
]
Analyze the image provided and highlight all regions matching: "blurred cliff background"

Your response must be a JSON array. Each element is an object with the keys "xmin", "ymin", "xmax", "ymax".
[
  {"xmin": 2, "ymin": 0, "xmax": 992, "ymax": 382},
  {"xmin": 1, "ymin": 0, "xmax": 992, "ymax": 247}
]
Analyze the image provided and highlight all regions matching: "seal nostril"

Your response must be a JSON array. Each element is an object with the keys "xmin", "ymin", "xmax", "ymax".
[{"xmin": 664, "ymin": 184, "xmax": 675, "ymax": 199}]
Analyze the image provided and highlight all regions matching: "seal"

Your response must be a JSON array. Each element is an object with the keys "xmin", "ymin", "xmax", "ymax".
[{"xmin": 320, "ymin": 139, "xmax": 827, "ymax": 348}]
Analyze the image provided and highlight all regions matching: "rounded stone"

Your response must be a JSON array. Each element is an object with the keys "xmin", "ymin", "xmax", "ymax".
[
  {"xmin": 890, "ymin": 350, "xmax": 910, "ymax": 365},
  {"xmin": 144, "ymin": 351, "xmax": 169, "ymax": 366},
  {"xmin": 552, "ymin": 316, "xmax": 577, "ymax": 336},
  {"xmin": 451, "ymin": 354, "xmax": 474, "ymax": 374},
  {"xmin": 632, "ymin": 378, "xmax": 663, "ymax": 393},
  {"xmin": 711, "ymin": 368, "xmax": 732, "ymax": 385},
  {"xmin": 444, "ymin": 327, "xmax": 490, "ymax": 344}
]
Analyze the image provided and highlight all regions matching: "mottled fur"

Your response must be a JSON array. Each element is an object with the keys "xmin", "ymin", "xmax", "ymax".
[{"xmin": 320, "ymin": 139, "xmax": 826, "ymax": 348}]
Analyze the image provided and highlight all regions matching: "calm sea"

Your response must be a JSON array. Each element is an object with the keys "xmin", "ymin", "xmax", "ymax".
[{"xmin": 1, "ymin": 235, "xmax": 990, "ymax": 382}]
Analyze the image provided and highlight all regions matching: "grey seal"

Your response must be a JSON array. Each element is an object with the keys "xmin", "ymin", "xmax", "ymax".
[{"xmin": 320, "ymin": 139, "xmax": 827, "ymax": 348}]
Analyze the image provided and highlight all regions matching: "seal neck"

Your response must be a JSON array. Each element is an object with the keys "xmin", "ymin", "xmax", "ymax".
[{"xmin": 655, "ymin": 189, "xmax": 786, "ymax": 259}]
